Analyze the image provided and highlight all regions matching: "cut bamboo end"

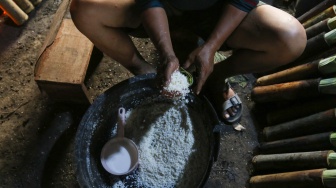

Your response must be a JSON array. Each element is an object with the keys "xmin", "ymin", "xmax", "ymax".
[
  {"xmin": 319, "ymin": 78, "xmax": 336, "ymax": 94},
  {"xmin": 29, "ymin": 0, "xmax": 42, "ymax": 6},
  {"xmin": 328, "ymin": 16, "xmax": 336, "ymax": 30},
  {"xmin": 323, "ymin": 169, "xmax": 336, "ymax": 188},
  {"xmin": 331, "ymin": 132, "xmax": 336, "ymax": 147},
  {"xmin": 328, "ymin": 152, "xmax": 336, "ymax": 168},
  {"xmin": 318, "ymin": 55, "xmax": 336, "ymax": 75},
  {"xmin": 14, "ymin": 0, "xmax": 34, "ymax": 14},
  {"xmin": 0, "ymin": 0, "xmax": 29, "ymax": 26},
  {"xmin": 324, "ymin": 28, "xmax": 336, "ymax": 46}
]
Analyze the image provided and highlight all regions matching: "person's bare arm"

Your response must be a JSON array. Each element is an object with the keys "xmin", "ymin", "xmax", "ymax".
[
  {"xmin": 184, "ymin": 4, "xmax": 248, "ymax": 94},
  {"xmin": 141, "ymin": 7, "xmax": 179, "ymax": 86}
]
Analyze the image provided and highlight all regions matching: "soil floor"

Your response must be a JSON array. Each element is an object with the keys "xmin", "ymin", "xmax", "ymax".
[{"xmin": 0, "ymin": 0, "xmax": 290, "ymax": 187}]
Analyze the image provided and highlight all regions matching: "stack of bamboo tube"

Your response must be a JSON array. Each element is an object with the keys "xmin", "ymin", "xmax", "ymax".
[
  {"xmin": 0, "ymin": 0, "xmax": 42, "ymax": 26},
  {"xmin": 249, "ymin": 1, "xmax": 336, "ymax": 187}
]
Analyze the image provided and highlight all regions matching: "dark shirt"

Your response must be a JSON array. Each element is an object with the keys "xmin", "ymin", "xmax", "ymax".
[{"xmin": 135, "ymin": 0, "xmax": 259, "ymax": 13}]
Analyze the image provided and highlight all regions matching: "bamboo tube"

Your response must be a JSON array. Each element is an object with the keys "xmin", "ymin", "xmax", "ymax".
[
  {"xmin": 255, "ymin": 55, "xmax": 336, "ymax": 86},
  {"xmin": 298, "ymin": 29, "xmax": 336, "ymax": 62},
  {"xmin": 0, "ymin": 0, "xmax": 28, "ymax": 26},
  {"xmin": 259, "ymin": 132, "xmax": 336, "ymax": 154},
  {"xmin": 251, "ymin": 79, "xmax": 320, "ymax": 103},
  {"xmin": 255, "ymin": 59, "xmax": 319, "ymax": 86},
  {"xmin": 252, "ymin": 151, "xmax": 335, "ymax": 173},
  {"xmin": 266, "ymin": 96, "xmax": 336, "ymax": 125},
  {"xmin": 263, "ymin": 109, "xmax": 336, "ymax": 141},
  {"xmin": 258, "ymin": 29, "xmax": 336, "ymax": 76},
  {"xmin": 298, "ymin": 0, "xmax": 336, "ymax": 23},
  {"xmin": 29, "ymin": 0, "xmax": 42, "ymax": 6},
  {"xmin": 252, "ymin": 77, "xmax": 336, "ymax": 103},
  {"xmin": 306, "ymin": 18, "xmax": 330, "ymax": 39},
  {"xmin": 274, "ymin": 46, "xmax": 336, "ymax": 74},
  {"xmin": 302, "ymin": 6, "xmax": 336, "ymax": 29},
  {"xmin": 249, "ymin": 169, "xmax": 327, "ymax": 188},
  {"xmin": 13, "ymin": 0, "xmax": 34, "ymax": 14},
  {"xmin": 306, "ymin": 16, "xmax": 336, "ymax": 39}
]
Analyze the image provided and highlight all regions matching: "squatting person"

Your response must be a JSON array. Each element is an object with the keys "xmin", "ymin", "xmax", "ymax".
[{"xmin": 70, "ymin": 0, "xmax": 306, "ymax": 125}]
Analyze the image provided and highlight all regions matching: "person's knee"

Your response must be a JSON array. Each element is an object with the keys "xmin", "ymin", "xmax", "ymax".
[
  {"xmin": 275, "ymin": 20, "xmax": 307, "ymax": 64},
  {"xmin": 70, "ymin": 0, "xmax": 90, "ymax": 24}
]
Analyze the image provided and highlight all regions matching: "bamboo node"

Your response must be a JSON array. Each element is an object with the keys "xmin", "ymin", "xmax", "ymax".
[
  {"xmin": 325, "ymin": 28, "xmax": 336, "ymax": 46},
  {"xmin": 331, "ymin": 132, "xmax": 336, "ymax": 147},
  {"xmin": 318, "ymin": 55, "xmax": 336, "ymax": 75},
  {"xmin": 319, "ymin": 78, "xmax": 336, "ymax": 94},
  {"xmin": 328, "ymin": 16, "xmax": 336, "ymax": 30},
  {"xmin": 322, "ymin": 169, "xmax": 336, "ymax": 188},
  {"xmin": 328, "ymin": 152, "xmax": 336, "ymax": 169}
]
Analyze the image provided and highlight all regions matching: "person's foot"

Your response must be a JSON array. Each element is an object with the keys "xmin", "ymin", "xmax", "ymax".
[
  {"xmin": 222, "ymin": 87, "xmax": 241, "ymax": 120},
  {"xmin": 203, "ymin": 78, "xmax": 243, "ymax": 125}
]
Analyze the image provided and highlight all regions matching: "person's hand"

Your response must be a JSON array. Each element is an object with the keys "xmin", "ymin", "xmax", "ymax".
[
  {"xmin": 158, "ymin": 54, "xmax": 180, "ymax": 88},
  {"xmin": 184, "ymin": 45, "xmax": 215, "ymax": 95}
]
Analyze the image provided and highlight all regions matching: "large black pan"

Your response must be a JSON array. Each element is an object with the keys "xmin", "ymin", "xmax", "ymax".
[{"xmin": 75, "ymin": 73, "xmax": 221, "ymax": 187}]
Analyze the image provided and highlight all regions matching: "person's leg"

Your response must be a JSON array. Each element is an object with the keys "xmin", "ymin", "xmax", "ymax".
[
  {"xmin": 70, "ymin": 0, "xmax": 156, "ymax": 75},
  {"xmin": 207, "ymin": 4, "xmax": 307, "ymax": 120}
]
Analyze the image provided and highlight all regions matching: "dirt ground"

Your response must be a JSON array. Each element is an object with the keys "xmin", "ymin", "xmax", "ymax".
[{"xmin": 0, "ymin": 0, "xmax": 292, "ymax": 187}]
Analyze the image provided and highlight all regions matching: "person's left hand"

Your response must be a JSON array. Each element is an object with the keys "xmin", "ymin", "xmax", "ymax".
[{"xmin": 183, "ymin": 45, "xmax": 215, "ymax": 95}]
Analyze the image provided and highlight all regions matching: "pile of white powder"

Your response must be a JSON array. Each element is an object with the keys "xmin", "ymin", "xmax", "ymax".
[
  {"xmin": 111, "ymin": 99, "xmax": 210, "ymax": 188},
  {"xmin": 162, "ymin": 70, "xmax": 190, "ymax": 98}
]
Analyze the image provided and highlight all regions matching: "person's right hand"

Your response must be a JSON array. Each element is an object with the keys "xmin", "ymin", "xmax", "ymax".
[
  {"xmin": 158, "ymin": 56, "xmax": 179, "ymax": 87},
  {"xmin": 158, "ymin": 54, "xmax": 180, "ymax": 88}
]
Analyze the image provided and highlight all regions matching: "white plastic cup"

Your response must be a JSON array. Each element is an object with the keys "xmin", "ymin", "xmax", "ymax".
[{"xmin": 100, "ymin": 108, "xmax": 139, "ymax": 175}]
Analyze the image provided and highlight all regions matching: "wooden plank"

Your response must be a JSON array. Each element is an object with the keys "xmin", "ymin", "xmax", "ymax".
[
  {"xmin": 35, "ymin": 0, "xmax": 70, "ymax": 70},
  {"xmin": 35, "ymin": 19, "xmax": 93, "ymax": 83},
  {"xmin": 34, "ymin": 18, "xmax": 94, "ymax": 104}
]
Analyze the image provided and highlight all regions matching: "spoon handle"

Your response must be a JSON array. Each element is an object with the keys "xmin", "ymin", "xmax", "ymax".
[{"xmin": 117, "ymin": 107, "xmax": 126, "ymax": 138}]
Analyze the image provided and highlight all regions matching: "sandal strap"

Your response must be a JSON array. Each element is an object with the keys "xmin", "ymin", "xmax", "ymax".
[
  {"xmin": 223, "ymin": 94, "xmax": 242, "ymax": 111},
  {"xmin": 222, "ymin": 78, "xmax": 230, "ymax": 93}
]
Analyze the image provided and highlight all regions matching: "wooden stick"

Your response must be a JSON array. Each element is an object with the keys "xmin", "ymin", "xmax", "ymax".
[
  {"xmin": 263, "ymin": 109, "xmax": 336, "ymax": 141},
  {"xmin": 13, "ymin": 0, "xmax": 34, "ymax": 13},
  {"xmin": 250, "ymin": 169, "xmax": 326, "ymax": 188},
  {"xmin": 303, "ymin": 5, "xmax": 336, "ymax": 28},
  {"xmin": 29, "ymin": 0, "xmax": 42, "ymax": 6},
  {"xmin": 259, "ymin": 132, "xmax": 336, "ymax": 154},
  {"xmin": 252, "ymin": 151, "xmax": 334, "ymax": 173},
  {"xmin": 251, "ymin": 79, "xmax": 320, "ymax": 103},
  {"xmin": 0, "ymin": 0, "xmax": 28, "ymax": 25},
  {"xmin": 266, "ymin": 96, "xmax": 336, "ymax": 125}
]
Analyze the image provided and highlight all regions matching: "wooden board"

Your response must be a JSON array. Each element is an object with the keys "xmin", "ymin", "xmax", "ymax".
[{"xmin": 35, "ymin": 18, "xmax": 94, "ymax": 104}]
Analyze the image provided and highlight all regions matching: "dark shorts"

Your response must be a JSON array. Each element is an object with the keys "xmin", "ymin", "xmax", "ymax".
[
  {"xmin": 165, "ymin": 1, "xmax": 266, "ymax": 40},
  {"xmin": 128, "ymin": 1, "xmax": 265, "ymax": 43}
]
